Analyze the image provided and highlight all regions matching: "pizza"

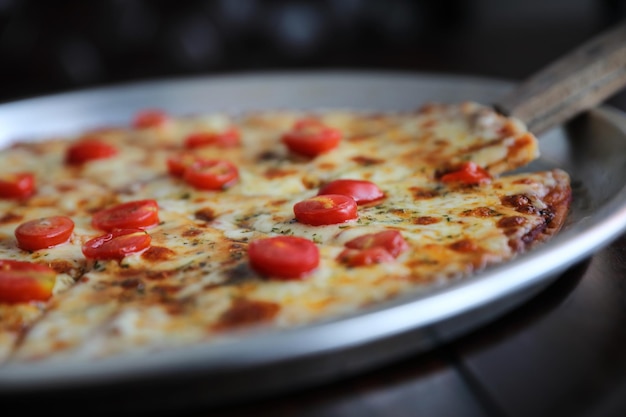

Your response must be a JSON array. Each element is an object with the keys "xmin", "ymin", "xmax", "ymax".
[{"xmin": 0, "ymin": 101, "xmax": 571, "ymax": 363}]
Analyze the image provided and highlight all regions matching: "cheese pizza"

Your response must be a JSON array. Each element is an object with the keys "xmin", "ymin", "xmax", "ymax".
[{"xmin": 0, "ymin": 102, "xmax": 570, "ymax": 363}]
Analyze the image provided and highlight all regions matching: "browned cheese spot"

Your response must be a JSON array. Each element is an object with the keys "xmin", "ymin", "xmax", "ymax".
[
  {"xmin": 264, "ymin": 167, "xmax": 297, "ymax": 179},
  {"xmin": 390, "ymin": 208, "xmax": 411, "ymax": 219},
  {"xmin": 141, "ymin": 246, "xmax": 176, "ymax": 262},
  {"xmin": 448, "ymin": 239, "xmax": 479, "ymax": 253},
  {"xmin": 317, "ymin": 163, "xmax": 336, "ymax": 170},
  {"xmin": 507, "ymin": 133, "xmax": 534, "ymax": 158},
  {"xmin": 410, "ymin": 187, "xmax": 439, "ymax": 200},
  {"xmin": 213, "ymin": 298, "xmax": 280, "ymax": 331},
  {"xmin": 461, "ymin": 207, "xmax": 499, "ymax": 217},
  {"xmin": 512, "ymin": 178, "xmax": 534, "ymax": 185},
  {"xmin": 182, "ymin": 228, "xmax": 203, "ymax": 237},
  {"xmin": 57, "ymin": 183, "xmax": 78, "ymax": 193},
  {"xmin": 498, "ymin": 120, "xmax": 518, "ymax": 137},
  {"xmin": 420, "ymin": 119, "xmax": 437, "ymax": 129},
  {"xmin": 257, "ymin": 150, "xmax": 281, "ymax": 162},
  {"xmin": 412, "ymin": 216, "xmax": 440, "ymax": 225},
  {"xmin": 270, "ymin": 199, "xmax": 289, "ymax": 207},
  {"xmin": 151, "ymin": 284, "xmax": 181, "ymax": 296},
  {"xmin": 501, "ymin": 194, "xmax": 537, "ymax": 214},
  {"xmin": 0, "ymin": 212, "xmax": 23, "ymax": 224},
  {"xmin": 117, "ymin": 278, "xmax": 145, "ymax": 290},
  {"xmin": 302, "ymin": 176, "xmax": 321, "ymax": 190},
  {"xmin": 46, "ymin": 259, "xmax": 76, "ymax": 275},
  {"xmin": 351, "ymin": 156, "xmax": 383, "ymax": 166},
  {"xmin": 227, "ymin": 242, "xmax": 246, "ymax": 264},
  {"xmin": 195, "ymin": 207, "xmax": 216, "ymax": 222},
  {"xmin": 145, "ymin": 270, "xmax": 177, "ymax": 281}
]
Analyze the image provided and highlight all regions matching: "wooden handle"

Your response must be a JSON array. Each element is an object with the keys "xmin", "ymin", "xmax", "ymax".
[{"xmin": 495, "ymin": 20, "xmax": 626, "ymax": 135}]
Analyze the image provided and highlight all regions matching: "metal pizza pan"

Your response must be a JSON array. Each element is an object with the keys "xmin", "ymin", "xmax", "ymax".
[{"xmin": 0, "ymin": 72, "xmax": 625, "ymax": 414}]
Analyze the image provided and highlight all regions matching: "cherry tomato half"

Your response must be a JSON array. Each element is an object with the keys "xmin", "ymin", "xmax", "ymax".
[
  {"xmin": 92, "ymin": 200, "xmax": 159, "ymax": 231},
  {"xmin": 15, "ymin": 216, "xmax": 75, "ymax": 252},
  {"xmin": 0, "ymin": 172, "xmax": 35, "ymax": 199},
  {"xmin": 248, "ymin": 236, "xmax": 319, "ymax": 279},
  {"xmin": 0, "ymin": 259, "xmax": 56, "ymax": 304},
  {"xmin": 282, "ymin": 118, "xmax": 342, "ymax": 157},
  {"xmin": 344, "ymin": 230, "xmax": 409, "ymax": 258},
  {"xmin": 440, "ymin": 162, "xmax": 491, "ymax": 185},
  {"xmin": 294, "ymin": 194, "xmax": 358, "ymax": 226},
  {"xmin": 167, "ymin": 153, "xmax": 200, "ymax": 177},
  {"xmin": 183, "ymin": 159, "xmax": 239, "ymax": 190},
  {"xmin": 184, "ymin": 127, "xmax": 241, "ymax": 149},
  {"xmin": 318, "ymin": 179, "xmax": 384, "ymax": 205},
  {"xmin": 65, "ymin": 139, "xmax": 118, "ymax": 165},
  {"xmin": 337, "ymin": 247, "xmax": 395, "ymax": 267},
  {"xmin": 133, "ymin": 109, "xmax": 168, "ymax": 129},
  {"xmin": 82, "ymin": 229, "xmax": 151, "ymax": 261}
]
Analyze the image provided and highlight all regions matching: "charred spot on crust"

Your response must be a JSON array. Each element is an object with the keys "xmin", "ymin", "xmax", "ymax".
[
  {"xmin": 540, "ymin": 208, "xmax": 556, "ymax": 225},
  {"xmin": 195, "ymin": 207, "xmax": 216, "ymax": 222},
  {"xmin": 213, "ymin": 298, "xmax": 280, "ymax": 331},
  {"xmin": 508, "ymin": 208, "xmax": 556, "ymax": 251},
  {"xmin": 497, "ymin": 216, "xmax": 527, "ymax": 228},
  {"xmin": 501, "ymin": 194, "xmax": 537, "ymax": 214}
]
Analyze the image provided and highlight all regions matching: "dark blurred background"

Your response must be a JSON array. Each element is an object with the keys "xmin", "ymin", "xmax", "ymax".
[{"xmin": 0, "ymin": 0, "xmax": 625, "ymax": 104}]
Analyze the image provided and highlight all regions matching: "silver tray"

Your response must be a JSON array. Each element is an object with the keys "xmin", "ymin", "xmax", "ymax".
[{"xmin": 1, "ymin": 72, "xmax": 626, "ymax": 414}]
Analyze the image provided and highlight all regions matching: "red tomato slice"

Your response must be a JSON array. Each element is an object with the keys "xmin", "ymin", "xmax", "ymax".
[
  {"xmin": 15, "ymin": 216, "xmax": 75, "ymax": 251},
  {"xmin": 318, "ymin": 179, "xmax": 384, "ymax": 205},
  {"xmin": 0, "ymin": 259, "xmax": 56, "ymax": 303},
  {"xmin": 183, "ymin": 159, "xmax": 239, "ymax": 190},
  {"xmin": 82, "ymin": 229, "xmax": 151, "ymax": 261},
  {"xmin": 344, "ymin": 230, "xmax": 409, "ymax": 258},
  {"xmin": 282, "ymin": 119, "xmax": 342, "ymax": 157},
  {"xmin": 440, "ymin": 162, "xmax": 491, "ymax": 185},
  {"xmin": 184, "ymin": 127, "xmax": 241, "ymax": 149},
  {"xmin": 248, "ymin": 236, "xmax": 319, "ymax": 279},
  {"xmin": 133, "ymin": 109, "xmax": 168, "ymax": 129},
  {"xmin": 65, "ymin": 139, "xmax": 118, "ymax": 165},
  {"xmin": 294, "ymin": 194, "xmax": 358, "ymax": 226},
  {"xmin": 167, "ymin": 153, "xmax": 200, "ymax": 177},
  {"xmin": 337, "ymin": 247, "xmax": 395, "ymax": 267},
  {"xmin": 92, "ymin": 200, "xmax": 159, "ymax": 231},
  {"xmin": 0, "ymin": 172, "xmax": 35, "ymax": 199}
]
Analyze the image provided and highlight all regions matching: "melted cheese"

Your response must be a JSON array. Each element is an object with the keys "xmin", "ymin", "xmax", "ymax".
[{"xmin": 0, "ymin": 103, "xmax": 568, "ymax": 363}]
